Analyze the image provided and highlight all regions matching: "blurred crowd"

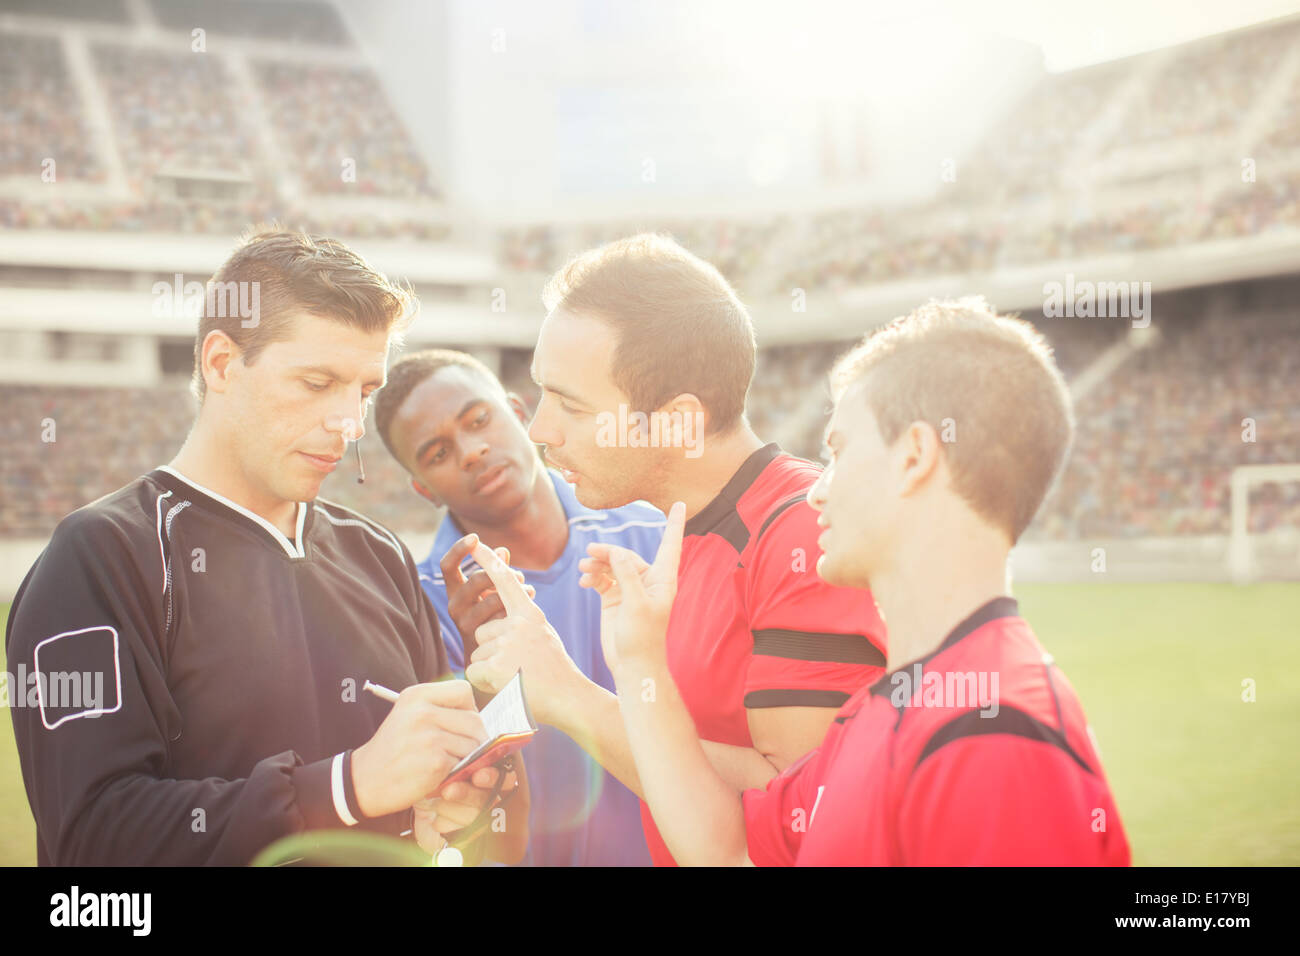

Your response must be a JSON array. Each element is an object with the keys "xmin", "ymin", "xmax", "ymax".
[
  {"xmin": 0, "ymin": 196, "xmax": 451, "ymax": 239},
  {"xmin": 498, "ymin": 166, "xmax": 1300, "ymax": 295},
  {"xmin": 4, "ymin": 313, "xmax": 1297, "ymax": 541},
  {"xmin": 1, "ymin": 7, "xmax": 1298, "ymax": 545},
  {"xmin": 1104, "ymin": 26, "xmax": 1295, "ymax": 150},
  {"xmin": 1035, "ymin": 313, "xmax": 1300, "ymax": 539},
  {"xmin": 256, "ymin": 61, "xmax": 436, "ymax": 198},
  {"xmin": 0, "ymin": 33, "xmax": 103, "ymax": 182},
  {"xmin": 497, "ymin": 18, "xmax": 1300, "ymax": 292},
  {"xmin": 94, "ymin": 44, "xmax": 257, "ymax": 187},
  {"xmin": 0, "ymin": 19, "xmax": 437, "ymax": 219},
  {"xmin": 1, "ymin": 384, "xmax": 197, "ymax": 537},
  {"xmin": 1, "ymin": 14, "xmax": 1298, "ymax": 290}
]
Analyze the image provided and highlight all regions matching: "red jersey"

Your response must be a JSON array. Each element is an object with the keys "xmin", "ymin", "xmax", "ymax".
[
  {"xmin": 743, "ymin": 597, "xmax": 1132, "ymax": 866},
  {"xmin": 645, "ymin": 443, "xmax": 888, "ymax": 866}
]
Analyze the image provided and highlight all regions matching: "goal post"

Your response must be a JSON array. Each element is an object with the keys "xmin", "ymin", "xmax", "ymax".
[{"xmin": 1229, "ymin": 463, "xmax": 1300, "ymax": 583}]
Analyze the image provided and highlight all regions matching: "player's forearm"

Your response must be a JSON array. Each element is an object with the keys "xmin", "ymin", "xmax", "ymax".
[
  {"xmin": 700, "ymin": 739, "xmax": 781, "ymax": 791},
  {"xmin": 548, "ymin": 675, "xmax": 646, "ymax": 797},
  {"xmin": 549, "ymin": 669, "xmax": 779, "ymax": 800},
  {"xmin": 611, "ymin": 657, "xmax": 750, "ymax": 867}
]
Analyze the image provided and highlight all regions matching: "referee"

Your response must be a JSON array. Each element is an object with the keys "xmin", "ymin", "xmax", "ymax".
[{"xmin": 5, "ymin": 229, "xmax": 526, "ymax": 865}]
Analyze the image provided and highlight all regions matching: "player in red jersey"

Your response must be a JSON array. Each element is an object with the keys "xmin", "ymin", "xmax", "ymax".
[
  {"xmin": 559, "ymin": 297, "xmax": 1130, "ymax": 865},
  {"xmin": 464, "ymin": 234, "xmax": 887, "ymax": 865}
]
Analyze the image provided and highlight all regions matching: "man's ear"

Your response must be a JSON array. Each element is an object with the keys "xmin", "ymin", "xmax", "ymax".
[
  {"xmin": 665, "ymin": 393, "xmax": 706, "ymax": 420},
  {"xmin": 897, "ymin": 421, "xmax": 943, "ymax": 498},
  {"xmin": 658, "ymin": 393, "xmax": 708, "ymax": 453},
  {"xmin": 411, "ymin": 478, "xmax": 442, "ymax": 507},
  {"xmin": 506, "ymin": 391, "xmax": 530, "ymax": 427},
  {"xmin": 200, "ymin": 329, "xmax": 240, "ymax": 396}
]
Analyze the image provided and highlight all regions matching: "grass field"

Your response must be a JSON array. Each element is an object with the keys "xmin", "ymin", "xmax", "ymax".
[{"xmin": 2, "ymin": 582, "xmax": 1298, "ymax": 866}]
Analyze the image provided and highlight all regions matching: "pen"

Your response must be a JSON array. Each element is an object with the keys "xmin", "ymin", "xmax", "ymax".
[{"xmin": 362, "ymin": 679, "xmax": 400, "ymax": 703}]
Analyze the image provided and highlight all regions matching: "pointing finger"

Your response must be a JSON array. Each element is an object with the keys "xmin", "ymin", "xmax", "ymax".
[{"xmin": 471, "ymin": 542, "xmax": 541, "ymax": 620}]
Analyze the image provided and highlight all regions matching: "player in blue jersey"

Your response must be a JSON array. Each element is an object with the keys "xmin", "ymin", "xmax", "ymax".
[{"xmin": 374, "ymin": 349, "xmax": 664, "ymax": 866}]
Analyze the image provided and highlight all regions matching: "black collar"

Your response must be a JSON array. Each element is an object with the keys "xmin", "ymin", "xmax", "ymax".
[
  {"xmin": 868, "ymin": 595, "xmax": 1020, "ymax": 697},
  {"xmin": 683, "ymin": 442, "xmax": 782, "ymax": 538}
]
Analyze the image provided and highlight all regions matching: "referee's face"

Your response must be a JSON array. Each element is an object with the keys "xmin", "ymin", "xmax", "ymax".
[{"xmin": 223, "ymin": 313, "xmax": 389, "ymax": 506}]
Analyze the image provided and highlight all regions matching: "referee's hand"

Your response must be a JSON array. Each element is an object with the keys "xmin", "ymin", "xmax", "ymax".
[
  {"xmin": 351, "ymin": 680, "xmax": 487, "ymax": 819},
  {"xmin": 412, "ymin": 765, "xmax": 520, "ymax": 850}
]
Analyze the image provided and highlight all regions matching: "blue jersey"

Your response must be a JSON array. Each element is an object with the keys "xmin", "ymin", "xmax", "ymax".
[{"xmin": 417, "ymin": 469, "xmax": 664, "ymax": 867}]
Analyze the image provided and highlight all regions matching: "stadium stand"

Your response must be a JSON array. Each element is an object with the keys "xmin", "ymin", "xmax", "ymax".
[
  {"xmin": 3, "ymin": 307, "xmax": 1295, "ymax": 543},
  {"xmin": 0, "ymin": 8, "xmax": 1296, "ymax": 257},
  {"xmin": 1103, "ymin": 25, "xmax": 1296, "ymax": 150},
  {"xmin": 1037, "ymin": 310, "xmax": 1300, "ymax": 540},
  {"xmin": 94, "ymin": 43, "xmax": 258, "ymax": 186},
  {"xmin": 0, "ymin": 5, "xmax": 1296, "ymax": 555},
  {"xmin": 0, "ymin": 6, "xmax": 438, "ymax": 237},
  {"xmin": 0, "ymin": 33, "xmax": 103, "ymax": 182},
  {"xmin": 254, "ymin": 60, "xmax": 437, "ymax": 198}
]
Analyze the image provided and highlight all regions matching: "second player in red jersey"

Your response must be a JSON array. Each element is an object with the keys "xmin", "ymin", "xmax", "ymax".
[{"xmin": 648, "ymin": 442, "xmax": 884, "ymax": 865}]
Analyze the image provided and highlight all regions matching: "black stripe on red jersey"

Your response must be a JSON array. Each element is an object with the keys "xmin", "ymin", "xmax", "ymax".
[
  {"xmin": 754, "ymin": 492, "xmax": 808, "ymax": 542},
  {"xmin": 744, "ymin": 688, "xmax": 852, "ymax": 708},
  {"xmin": 867, "ymin": 595, "xmax": 1021, "ymax": 699},
  {"xmin": 914, "ymin": 706, "xmax": 1096, "ymax": 776},
  {"xmin": 753, "ymin": 628, "xmax": 886, "ymax": 666}
]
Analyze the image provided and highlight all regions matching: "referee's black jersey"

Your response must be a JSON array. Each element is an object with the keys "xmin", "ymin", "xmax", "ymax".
[{"xmin": 5, "ymin": 466, "xmax": 449, "ymax": 865}]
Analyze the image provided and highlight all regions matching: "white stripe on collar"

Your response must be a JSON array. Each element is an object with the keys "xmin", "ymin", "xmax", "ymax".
[{"xmin": 156, "ymin": 465, "xmax": 306, "ymax": 559}]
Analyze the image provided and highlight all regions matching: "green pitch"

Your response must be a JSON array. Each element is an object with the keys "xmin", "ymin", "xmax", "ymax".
[{"xmin": 2, "ymin": 582, "xmax": 1297, "ymax": 866}]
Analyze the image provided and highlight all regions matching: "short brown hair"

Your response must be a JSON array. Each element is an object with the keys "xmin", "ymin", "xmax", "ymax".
[
  {"xmin": 541, "ymin": 233, "xmax": 755, "ymax": 435},
  {"xmin": 830, "ymin": 297, "xmax": 1074, "ymax": 542},
  {"xmin": 192, "ymin": 227, "xmax": 414, "ymax": 401}
]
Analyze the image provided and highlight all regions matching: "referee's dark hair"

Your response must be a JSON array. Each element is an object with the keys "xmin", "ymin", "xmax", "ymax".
[
  {"xmin": 373, "ymin": 349, "xmax": 506, "ymax": 461},
  {"xmin": 192, "ymin": 226, "xmax": 415, "ymax": 402},
  {"xmin": 541, "ymin": 233, "xmax": 756, "ymax": 436}
]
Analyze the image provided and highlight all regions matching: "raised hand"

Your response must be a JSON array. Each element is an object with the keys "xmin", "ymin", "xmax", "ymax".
[
  {"xmin": 439, "ymin": 535, "xmax": 534, "ymax": 659},
  {"xmin": 578, "ymin": 501, "xmax": 685, "ymax": 674},
  {"xmin": 463, "ymin": 542, "xmax": 585, "ymax": 724}
]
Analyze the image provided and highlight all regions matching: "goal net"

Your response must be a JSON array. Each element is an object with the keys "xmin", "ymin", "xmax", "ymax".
[{"xmin": 1228, "ymin": 463, "xmax": 1300, "ymax": 583}]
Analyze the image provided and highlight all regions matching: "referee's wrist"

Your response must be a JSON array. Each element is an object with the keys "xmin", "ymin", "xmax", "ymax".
[{"xmin": 331, "ymin": 750, "xmax": 369, "ymax": 826}]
